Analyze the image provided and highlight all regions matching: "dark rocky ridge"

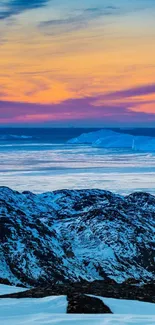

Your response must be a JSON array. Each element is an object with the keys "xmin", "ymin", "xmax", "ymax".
[
  {"xmin": 1, "ymin": 280, "xmax": 155, "ymax": 304},
  {"xmin": 0, "ymin": 187, "xmax": 155, "ymax": 287}
]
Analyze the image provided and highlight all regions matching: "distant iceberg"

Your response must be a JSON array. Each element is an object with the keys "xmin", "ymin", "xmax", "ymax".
[
  {"xmin": 68, "ymin": 129, "xmax": 155, "ymax": 152},
  {"xmin": 68, "ymin": 129, "xmax": 118, "ymax": 144},
  {"xmin": 0, "ymin": 134, "xmax": 35, "ymax": 140}
]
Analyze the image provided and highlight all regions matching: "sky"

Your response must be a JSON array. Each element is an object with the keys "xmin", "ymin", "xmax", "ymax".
[{"xmin": 0, "ymin": 0, "xmax": 155, "ymax": 126}]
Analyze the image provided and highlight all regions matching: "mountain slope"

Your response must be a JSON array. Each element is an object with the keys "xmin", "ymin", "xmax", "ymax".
[{"xmin": 0, "ymin": 187, "xmax": 155, "ymax": 286}]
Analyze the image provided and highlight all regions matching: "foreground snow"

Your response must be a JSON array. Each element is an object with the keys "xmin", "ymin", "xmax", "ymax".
[
  {"xmin": 1, "ymin": 313, "xmax": 155, "ymax": 325},
  {"xmin": 0, "ymin": 296, "xmax": 67, "ymax": 315},
  {"xmin": 0, "ymin": 296, "xmax": 67, "ymax": 324},
  {"xmin": 0, "ymin": 287, "xmax": 155, "ymax": 325}
]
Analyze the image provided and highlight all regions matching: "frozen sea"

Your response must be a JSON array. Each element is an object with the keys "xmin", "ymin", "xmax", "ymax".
[{"xmin": 0, "ymin": 128, "xmax": 155, "ymax": 195}]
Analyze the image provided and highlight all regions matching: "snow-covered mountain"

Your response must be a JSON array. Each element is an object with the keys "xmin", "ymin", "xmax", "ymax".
[
  {"xmin": 68, "ymin": 129, "xmax": 155, "ymax": 151},
  {"xmin": 0, "ymin": 187, "xmax": 155, "ymax": 286}
]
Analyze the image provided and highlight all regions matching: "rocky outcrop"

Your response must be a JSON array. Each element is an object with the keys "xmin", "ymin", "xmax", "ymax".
[
  {"xmin": 67, "ymin": 293, "xmax": 112, "ymax": 314},
  {"xmin": 0, "ymin": 187, "xmax": 155, "ymax": 286},
  {"xmin": 0, "ymin": 280, "xmax": 155, "ymax": 304}
]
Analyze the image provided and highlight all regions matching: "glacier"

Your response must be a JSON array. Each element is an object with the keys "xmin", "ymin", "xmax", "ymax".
[{"xmin": 68, "ymin": 129, "xmax": 155, "ymax": 151}]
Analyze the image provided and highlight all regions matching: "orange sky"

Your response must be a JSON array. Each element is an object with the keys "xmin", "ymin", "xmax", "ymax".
[{"xmin": 0, "ymin": 1, "xmax": 155, "ymax": 125}]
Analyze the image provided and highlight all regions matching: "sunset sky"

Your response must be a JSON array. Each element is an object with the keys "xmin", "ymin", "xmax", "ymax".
[{"xmin": 0, "ymin": 0, "xmax": 155, "ymax": 126}]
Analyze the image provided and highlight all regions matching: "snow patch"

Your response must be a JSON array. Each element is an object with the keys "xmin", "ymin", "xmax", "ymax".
[
  {"xmin": 0, "ymin": 285, "xmax": 28, "ymax": 295},
  {"xmin": 88, "ymin": 295, "xmax": 155, "ymax": 315}
]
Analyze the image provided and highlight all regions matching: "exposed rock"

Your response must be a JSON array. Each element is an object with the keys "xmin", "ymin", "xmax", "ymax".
[
  {"xmin": 0, "ymin": 280, "xmax": 155, "ymax": 304},
  {"xmin": 67, "ymin": 293, "xmax": 112, "ymax": 314}
]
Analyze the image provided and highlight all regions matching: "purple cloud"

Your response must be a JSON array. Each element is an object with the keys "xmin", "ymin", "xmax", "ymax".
[
  {"xmin": 104, "ymin": 83, "xmax": 155, "ymax": 99},
  {"xmin": 0, "ymin": 95, "xmax": 155, "ymax": 126}
]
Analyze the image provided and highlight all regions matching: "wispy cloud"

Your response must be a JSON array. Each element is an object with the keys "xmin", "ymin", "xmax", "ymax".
[
  {"xmin": 39, "ymin": 6, "xmax": 119, "ymax": 35},
  {"xmin": 104, "ymin": 83, "xmax": 155, "ymax": 99},
  {"xmin": 0, "ymin": 94, "xmax": 155, "ymax": 125},
  {"xmin": 0, "ymin": 0, "xmax": 49, "ymax": 20}
]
